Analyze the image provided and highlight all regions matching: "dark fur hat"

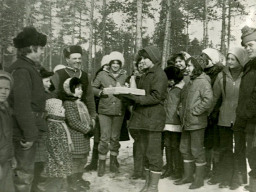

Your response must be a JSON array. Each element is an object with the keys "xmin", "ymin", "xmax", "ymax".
[
  {"xmin": 63, "ymin": 45, "xmax": 83, "ymax": 58},
  {"xmin": 13, "ymin": 27, "xmax": 47, "ymax": 48},
  {"xmin": 164, "ymin": 66, "xmax": 183, "ymax": 84},
  {"xmin": 40, "ymin": 68, "xmax": 54, "ymax": 79}
]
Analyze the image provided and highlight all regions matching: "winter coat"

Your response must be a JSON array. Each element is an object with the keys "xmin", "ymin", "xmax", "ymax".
[
  {"xmin": 212, "ymin": 67, "xmax": 242, "ymax": 127},
  {"xmin": 51, "ymin": 68, "xmax": 96, "ymax": 119},
  {"xmin": 128, "ymin": 65, "xmax": 168, "ymax": 132},
  {"xmin": 236, "ymin": 57, "xmax": 256, "ymax": 124},
  {"xmin": 7, "ymin": 56, "xmax": 47, "ymax": 142},
  {"xmin": 180, "ymin": 73, "xmax": 213, "ymax": 131},
  {"xmin": 0, "ymin": 103, "xmax": 13, "ymax": 164},
  {"xmin": 64, "ymin": 100, "xmax": 91, "ymax": 157},
  {"xmin": 92, "ymin": 70, "xmax": 127, "ymax": 116}
]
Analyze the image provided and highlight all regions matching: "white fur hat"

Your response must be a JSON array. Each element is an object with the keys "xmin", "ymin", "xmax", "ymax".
[
  {"xmin": 53, "ymin": 64, "xmax": 66, "ymax": 73},
  {"xmin": 101, "ymin": 54, "xmax": 110, "ymax": 67},
  {"xmin": 202, "ymin": 48, "xmax": 222, "ymax": 65},
  {"xmin": 108, "ymin": 51, "xmax": 125, "ymax": 67}
]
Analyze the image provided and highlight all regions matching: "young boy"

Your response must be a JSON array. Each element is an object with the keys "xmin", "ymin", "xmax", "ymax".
[{"xmin": 0, "ymin": 70, "xmax": 15, "ymax": 192}]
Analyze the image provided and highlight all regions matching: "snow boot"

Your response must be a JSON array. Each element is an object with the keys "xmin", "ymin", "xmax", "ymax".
[
  {"xmin": 147, "ymin": 171, "xmax": 161, "ymax": 192},
  {"xmin": 174, "ymin": 161, "xmax": 194, "ymax": 185},
  {"xmin": 73, "ymin": 172, "xmax": 90, "ymax": 190},
  {"xmin": 97, "ymin": 160, "xmax": 106, "ymax": 177},
  {"xmin": 139, "ymin": 169, "xmax": 150, "ymax": 192},
  {"xmin": 161, "ymin": 148, "xmax": 173, "ymax": 179},
  {"xmin": 85, "ymin": 148, "xmax": 98, "ymax": 171},
  {"xmin": 110, "ymin": 155, "xmax": 119, "ymax": 173},
  {"xmin": 230, "ymin": 171, "xmax": 244, "ymax": 190},
  {"xmin": 189, "ymin": 165, "xmax": 205, "ymax": 189}
]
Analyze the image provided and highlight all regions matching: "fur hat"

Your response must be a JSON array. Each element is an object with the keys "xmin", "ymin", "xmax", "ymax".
[
  {"xmin": 53, "ymin": 64, "xmax": 66, "ymax": 73},
  {"xmin": 0, "ymin": 70, "xmax": 13, "ymax": 88},
  {"xmin": 63, "ymin": 77, "xmax": 82, "ymax": 96},
  {"xmin": 108, "ymin": 51, "xmax": 125, "ymax": 67},
  {"xmin": 101, "ymin": 54, "xmax": 110, "ymax": 67},
  {"xmin": 228, "ymin": 47, "xmax": 249, "ymax": 66},
  {"xmin": 139, "ymin": 45, "xmax": 161, "ymax": 65},
  {"xmin": 46, "ymin": 98, "xmax": 64, "ymax": 117},
  {"xmin": 241, "ymin": 26, "xmax": 256, "ymax": 46},
  {"xmin": 40, "ymin": 68, "xmax": 54, "ymax": 79},
  {"xmin": 164, "ymin": 66, "xmax": 184, "ymax": 83},
  {"xmin": 202, "ymin": 48, "xmax": 225, "ymax": 68},
  {"xmin": 13, "ymin": 27, "xmax": 47, "ymax": 48},
  {"xmin": 63, "ymin": 45, "xmax": 83, "ymax": 58}
]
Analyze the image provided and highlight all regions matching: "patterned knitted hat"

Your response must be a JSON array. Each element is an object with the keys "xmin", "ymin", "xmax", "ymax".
[
  {"xmin": 241, "ymin": 26, "xmax": 256, "ymax": 46},
  {"xmin": 0, "ymin": 70, "xmax": 13, "ymax": 88},
  {"xmin": 45, "ymin": 98, "xmax": 64, "ymax": 117}
]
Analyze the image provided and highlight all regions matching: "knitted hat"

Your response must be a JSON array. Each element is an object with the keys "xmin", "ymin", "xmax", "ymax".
[
  {"xmin": 108, "ymin": 51, "xmax": 125, "ymax": 67},
  {"xmin": 0, "ymin": 70, "xmax": 13, "ymax": 88},
  {"xmin": 140, "ymin": 45, "xmax": 161, "ymax": 65},
  {"xmin": 63, "ymin": 45, "xmax": 83, "ymax": 58},
  {"xmin": 53, "ymin": 64, "xmax": 66, "ymax": 73},
  {"xmin": 164, "ymin": 66, "xmax": 184, "ymax": 83},
  {"xmin": 45, "ymin": 98, "xmax": 64, "ymax": 117},
  {"xmin": 13, "ymin": 27, "xmax": 47, "ymax": 48},
  {"xmin": 241, "ymin": 26, "xmax": 256, "ymax": 46},
  {"xmin": 228, "ymin": 47, "xmax": 249, "ymax": 66},
  {"xmin": 63, "ymin": 77, "xmax": 82, "ymax": 96},
  {"xmin": 101, "ymin": 54, "xmax": 110, "ymax": 67},
  {"xmin": 40, "ymin": 68, "xmax": 54, "ymax": 79}
]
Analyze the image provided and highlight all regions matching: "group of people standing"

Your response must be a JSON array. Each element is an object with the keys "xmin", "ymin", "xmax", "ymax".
[{"xmin": 0, "ymin": 24, "xmax": 256, "ymax": 192}]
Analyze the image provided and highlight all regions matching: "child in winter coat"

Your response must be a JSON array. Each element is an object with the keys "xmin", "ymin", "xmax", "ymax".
[
  {"xmin": 63, "ymin": 77, "xmax": 93, "ymax": 191},
  {"xmin": 0, "ymin": 70, "xmax": 15, "ymax": 192},
  {"xmin": 92, "ymin": 51, "xmax": 127, "ymax": 177},
  {"xmin": 174, "ymin": 57, "xmax": 213, "ymax": 189},
  {"xmin": 210, "ymin": 47, "xmax": 249, "ymax": 189},
  {"xmin": 161, "ymin": 66, "xmax": 184, "ymax": 180},
  {"xmin": 44, "ymin": 98, "xmax": 73, "ymax": 192}
]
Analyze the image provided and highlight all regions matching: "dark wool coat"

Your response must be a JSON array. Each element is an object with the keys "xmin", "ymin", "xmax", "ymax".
[
  {"xmin": 180, "ymin": 73, "xmax": 213, "ymax": 131},
  {"xmin": 7, "ymin": 56, "xmax": 47, "ymax": 142},
  {"xmin": 128, "ymin": 65, "xmax": 168, "ymax": 132},
  {"xmin": 0, "ymin": 103, "xmax": 13, "ymax": 164},
  {"xmin": 235, "ymin": 57, "xmax": 256, "ymax": 127}
]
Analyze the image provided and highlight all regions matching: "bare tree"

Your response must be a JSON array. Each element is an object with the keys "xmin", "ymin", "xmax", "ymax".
[
  {"xmin": 136, "ymin": 0, "xmax": 143, "ymax": 53},
  {"xmin": 88, "ymin": 0, "xmax": 94, "ymax": 76},
  {"xmin": 220, "ymin": 0, "xmax": 227, "ymax": 54},
  {"xmin": 102, "ymin": 0, "xmax": 107, "ymax": 55}
]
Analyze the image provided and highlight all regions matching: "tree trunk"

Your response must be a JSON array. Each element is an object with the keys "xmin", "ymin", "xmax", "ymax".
[
  {"xmin": 203, "ymin": 0, "xmax": 209, "ymax": 48},
  {"xmin": 227, "ymin": 0, "xmax": 231, "ymax": 51},
  {"xmin": 71, "ymin": 1, "xmax": 76, "ymax": 44},
  {"xmin": 161, "ymin": 0, "xmax": 171, "ymax": 69},
  {"xmin": 23, "ymin": 0, "xmax": 32, "ymax": 27},
  {"xmin": 136, "ymin": 0, "xmax": 143, "ymax": 53},
  {"xmin": 49, "ymin": 1, "xmax": 52, "ymax": 71},
  {"xmin": 220, "ymin": 0, "xmax": 227, "ymax": 54},
  {"xmin": 88, "ymin": 0, "xmax": 94, "ymax": 76},
  {"xmin": 102, "ymin": 0, "xmax": 107, "ymax": 55}
]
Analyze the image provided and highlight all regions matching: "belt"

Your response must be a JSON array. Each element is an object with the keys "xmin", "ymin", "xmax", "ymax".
[{"xmin": 32, "ymin": 111, "xmax": 46, "ymax": 119}]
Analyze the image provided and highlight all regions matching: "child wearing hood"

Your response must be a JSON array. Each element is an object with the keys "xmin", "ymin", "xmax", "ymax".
[
  {"xmin": 174, "ymin": 57, "xmax": 213, "ymax": 189},
  {"xmin": 63, "ymin": 77, "xmax": 93, "ymax": 191},
  {"xmin": 0, "ymin": 70, "xmax": 15, "ymax": 192}
]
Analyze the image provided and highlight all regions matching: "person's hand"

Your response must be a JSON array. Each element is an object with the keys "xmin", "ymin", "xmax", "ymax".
[
  {"xmin": 11, "ymin": 157, "xmax": 17, "ymax": 169},
  {"xmin": 99, "ymin": 90, "xmax": 108, "ymax": 98},
  {"xmin": 20, "ymin": 141, "xmax": 34, "ymax": 150}
]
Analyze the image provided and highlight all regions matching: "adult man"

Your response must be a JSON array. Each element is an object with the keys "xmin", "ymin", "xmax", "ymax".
[
  {"xmin": 51, "ymin": 45, "xmax": 96, "ymax": 190},
  {"xmin": 233, "ymin": 26, "xmax": 256, "ymax": 192},
  {"xmin": 7, "ymin": 26, "xmax": 47, "ymax": 192}
]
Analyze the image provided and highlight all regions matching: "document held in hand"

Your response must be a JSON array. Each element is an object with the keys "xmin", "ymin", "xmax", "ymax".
[{"xmin": 103, "ymin": 87, "xmax": 145, "ymax": 96}]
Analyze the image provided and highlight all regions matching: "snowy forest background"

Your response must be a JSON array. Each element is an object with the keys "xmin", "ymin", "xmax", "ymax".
[{"xmin": 0, "ymin": 0, "xmax": 254, "ymax": 77}]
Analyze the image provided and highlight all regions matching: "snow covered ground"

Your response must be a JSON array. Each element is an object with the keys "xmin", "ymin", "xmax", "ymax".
[{"xmin": 83, "ymin": 139, "xmax": 246, "ymax": 192}]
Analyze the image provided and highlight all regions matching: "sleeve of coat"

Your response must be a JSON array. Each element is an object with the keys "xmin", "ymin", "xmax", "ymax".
[
  {"xmin": 92, "ymin": 72, "xmax": 103, "ymax": 97},
  {"xmin": 64, "ymin": 101, "xmax": 91, "ymax": 134},
  {"xmin": 134, "ymin": 71, "xmax": 168, "ymax": 106},
  {"xmin": 245, "ymin": 81, "xmax": 256, "ymax": 119},
  {"xmin": 82, "ymin": 75, "xmax": 96, "ymax": 119},
  {"xmin": 209, "ymin": 73, "xmax": 222, "ymax": 114},
  {"xmin": 192, "ymin": 80, "xmax": 213, "ymax": 116},
  {"xmin": 12, "ymin": 69, "xmax": 38, "ymax": 142},
  {"xmin": 50, "ymin": 72, "xmax": 60, "ymax": 96}
]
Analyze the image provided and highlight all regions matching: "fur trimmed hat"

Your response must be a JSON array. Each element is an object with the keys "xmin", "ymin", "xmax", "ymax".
[
  {"xmin": 101, "ymin": 54, "xmax": 110, "ymax": 67},
  {"xmin": 108, "ymin": 51, "xmax": 125, "ymax": 67},
  {"xmin": 46, "ymin": 98, "xmax": 64, "ymax": 117},
  {"xmin": 63, "ymin": 77, "xmax": 82, "ymax": 96},
  {"xmin": 228, "ymin": 47, "xmax": 249, "ymax": 66},
  {"xmin": 164, "ymin": 66, "xmax": 184, "ymax": 83},
  {"xmin": 40, "ymin": 68, "xmax": 54, "ymax": 79},
  {"xmin": 13, "ymin": 27, "xmax": 47, "ymax": 48},
  {"xmin": 241, "ymin": 26, "xmax": 256, "ymax": 46},
  {"xmin": 0, "ymin": 70, "xmax": 14, "ymax": 88},
  {"xmin": 63, "ymin": 45, "xmax": 83, "ymax": 58}
]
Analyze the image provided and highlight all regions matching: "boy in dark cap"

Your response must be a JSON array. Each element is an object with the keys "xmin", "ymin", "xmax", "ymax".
[
  {"xmin": 6, "ymin": 26, "xmax": 47, "ymax": 192},
  {"xmin": 233, "ymin": 26, "xmax": 256, "ymax": 192},
  {"xmin": 51, "ymin": 45, "xmax": 96, "ymax": 189}
]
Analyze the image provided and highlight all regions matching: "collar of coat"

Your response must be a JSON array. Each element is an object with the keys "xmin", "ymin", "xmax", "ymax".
[{"xmin": 243, "ymin": 57, "xmax": 256, "ymax": 76}]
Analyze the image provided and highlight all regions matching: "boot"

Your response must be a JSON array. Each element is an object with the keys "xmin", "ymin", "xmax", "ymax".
[
  {"xmin": 139, "ymin": 169, "xmax": 150, "ymax": 192},
  {"xmin": 110, "ymin": 155, "xmax": 119, "ymax": 173},
  {"xmin": 97, "ymin": 160, "xmax": 106, "ymax": 177},
  {"xmin": 249, "ymin": 177, "xmax": 256, "ymax": 192},
  {"xmin": 147, "ymin": 171, "xmax": 161, "ymax": 192},
  {"xmin": 230, "ymin": 171, "xmax": 244, "ymax": 190},
  {"xmin": 207, "ymin": 161, "xmax": 221, "ymax": 185},
  {"xmin": 205, "ymin": 149, "xmax": 212, "ymax": 179},
  {"xmin": 189, "ymin": 165, "xmax": 205, "ymax": 189},
  {"xmin": 67, "ymin": 175, "xmax": 78, "ymax": 192},
  {"xmin": 85, "ymin": 148, "xmax": 98, "ymax": 171},
  {"xmin": 174, "ymin": 161, "xmax": 194, "ymax": 185},
  {"xmin": 73, "ymin": 172, "xmax": 90, "ymax": 190},
  {"xmin": 161, "ymin": 148, "xmax": 173, "ymax": 179},
  {"xmin": 170, "ymin": 148, "xmax": 183, "ymax": 180}
]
